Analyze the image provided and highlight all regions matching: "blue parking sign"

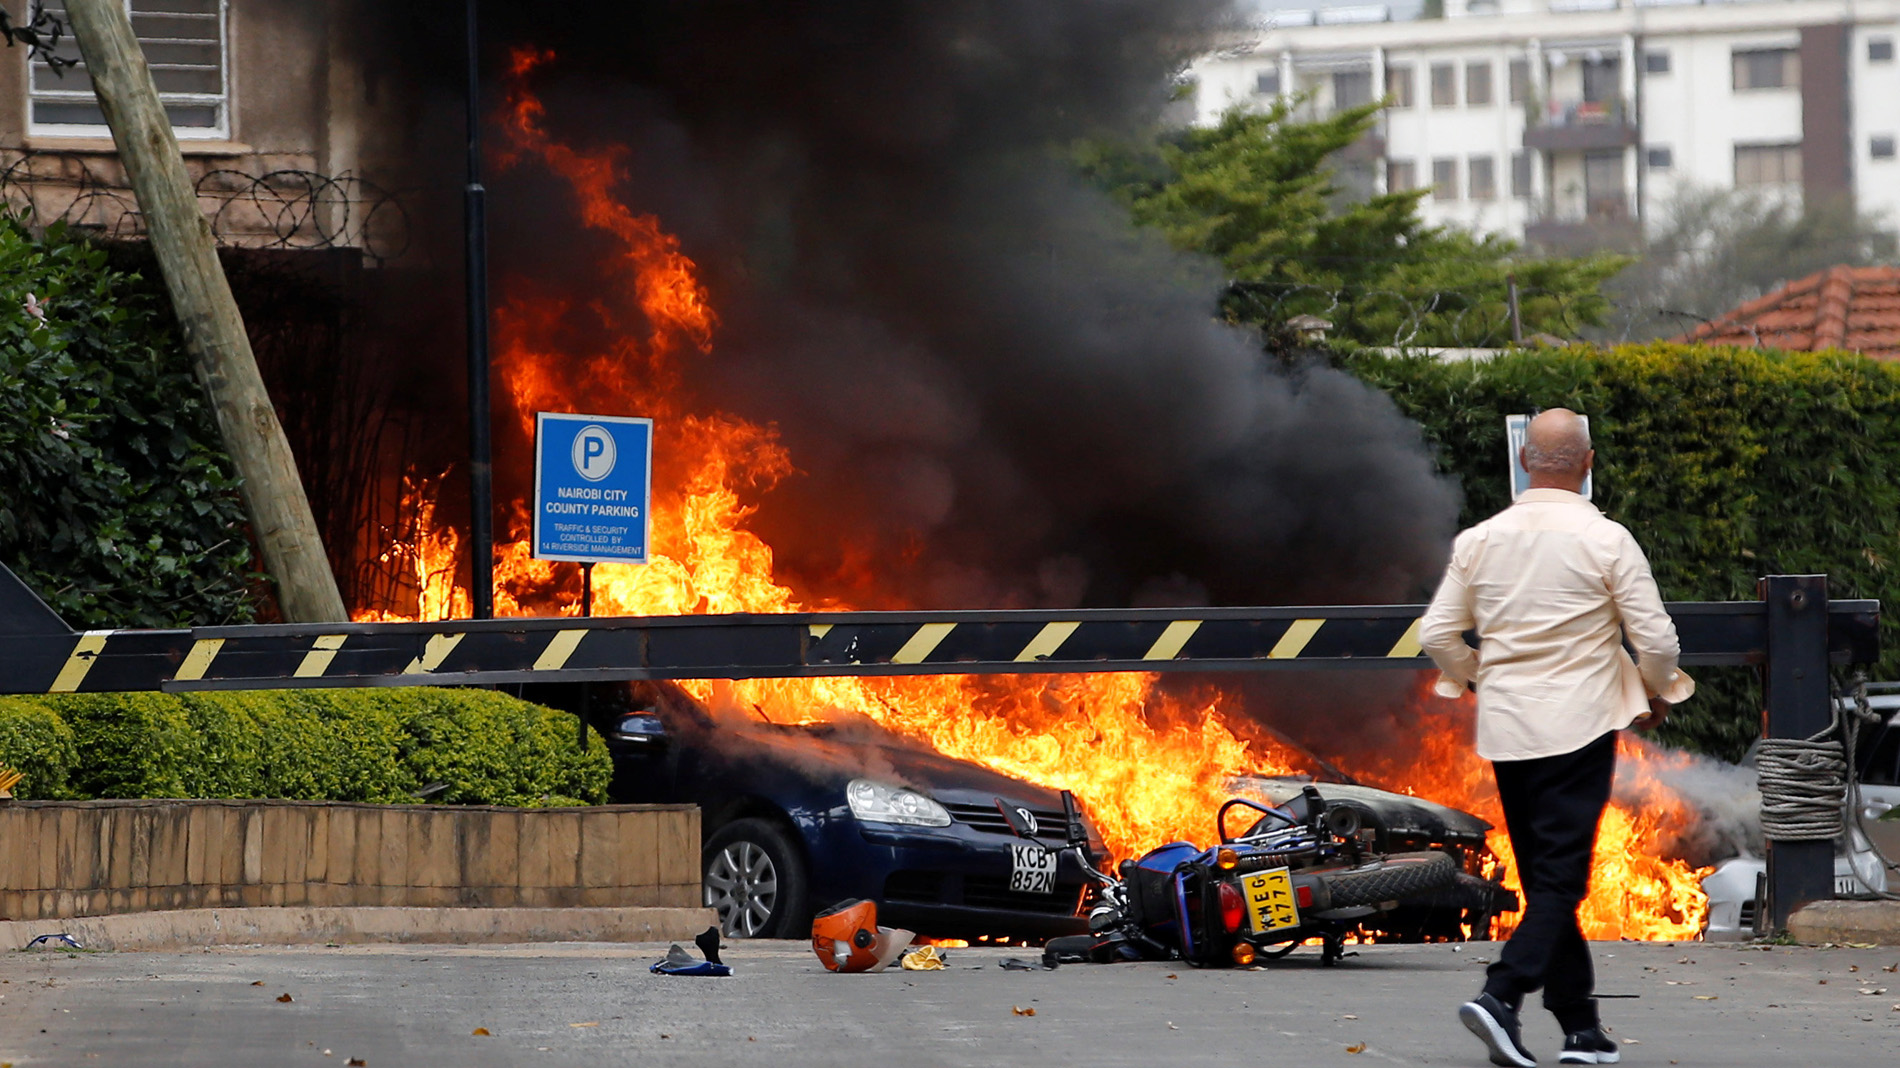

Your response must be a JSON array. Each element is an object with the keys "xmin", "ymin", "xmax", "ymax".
[{"xmin": 532, "ymin": 412, "xmax": 653, "ymax": 564}]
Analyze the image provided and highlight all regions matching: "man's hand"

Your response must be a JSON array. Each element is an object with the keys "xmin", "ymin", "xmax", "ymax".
[{"xmin": 1632, "ymin": 696, "xmax": 1670, "ymax": 732}]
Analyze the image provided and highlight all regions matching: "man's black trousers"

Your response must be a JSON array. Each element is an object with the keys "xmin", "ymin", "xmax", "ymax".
[{"xmin": 1481, "ymin": 730, "xmax": 1616, "ymax": 1033}]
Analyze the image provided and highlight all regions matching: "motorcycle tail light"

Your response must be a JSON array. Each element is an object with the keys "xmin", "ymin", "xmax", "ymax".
[
  {"xmin": 1296, "ymin": 884, "xmax": 1313, "ymax": 909},
  {"xmin": 1231, "ymin": 942, "xmax": 1256, "ymax": 965},
  {"xmin": 1218, "ymin": 881, "xmax": 1245, "ymax": 933}
]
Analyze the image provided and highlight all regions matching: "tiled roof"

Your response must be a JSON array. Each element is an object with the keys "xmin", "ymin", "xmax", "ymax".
[{"xmin": 1677, "ymin": 265, "xmax": 1900, "ymax": 361}]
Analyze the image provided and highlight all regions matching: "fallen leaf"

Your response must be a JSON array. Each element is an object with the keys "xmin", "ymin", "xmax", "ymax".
[
  {"xmin": 346, "ymin": 1060, "xmax": 366, "ymax": 1067},
  {"xmin": 1625, "ymin": 1039, "xmax": 1641, "ymax": 1045},
  {"xmin": 322, "ymin": 1051, "xmax": 332, "ymax": 1057},
  {"xmin": 1882, "ymin": 963, "xmax": 1897, "ymax": 973},
  {"xmin": 1846, "ymin": 942, "xmax": 1878, "ymax": 949},
  {"xmin": 1012, "ymin": 1006, "xmax": 1036, "ymax": 1017},
  {"xmin": 1342, "ymin": 1014, "xmax": 1359, "ymax": 1020},
  {"xmin": 659, "ymin": 1034, "xmax": 670, "ymax": 1040},
  {"xmin": 1165, "ymin": 974, "xmax": 1178, "ymax": 980},
  {"xmin": 472, "ymin": 1027, "xmax": 490, "ymax": 1036},
  {"xmin": 1346, "ymin": 1042, "xmax": 1367, "ymax": 1054},
  {"xmin": 570, "ymin": 1021, "xmax": 600, "ymax": 1028},
  {"xmin": 276, "ymin": 993, "xmax": 293, "ymax": 1003},
  {"xmin": 1693, "ymin": 995, "xmax": 1718, "ymax": 1001},
  {"xmin": 1859, "ymin": 988, "xmax": 1887, "ymax": 995},
  {"xmin": 249, "ymin": 981, "xmax": 264, "ymax": 986},
  {"xmin": 1166, "ymin": 1021, "xmax": 1179, "ymax": 1030},
  {"xmin": 1819, "ymin": 979, "xmax": 1828, "ymax": 985}
]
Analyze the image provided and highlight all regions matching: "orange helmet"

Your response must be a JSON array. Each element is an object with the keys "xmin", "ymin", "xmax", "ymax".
[{"xmin": 810, "ymin": 899, "xmax": 913, "ymax": 973}]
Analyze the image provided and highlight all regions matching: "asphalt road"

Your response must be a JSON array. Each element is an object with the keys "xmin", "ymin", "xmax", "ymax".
[{"xmin": 2, "ymin": 939, "xmax": 1898, "ymax": 1067}]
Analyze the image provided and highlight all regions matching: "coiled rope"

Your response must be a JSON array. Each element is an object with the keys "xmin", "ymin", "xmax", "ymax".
[
  {"xmin": 1757, "ymin": 721, "xmax": 1847, "ymax": 842},
  {"xmin": 1756, "ymin": 672, "xmax": 1900, "ymax": 899}
]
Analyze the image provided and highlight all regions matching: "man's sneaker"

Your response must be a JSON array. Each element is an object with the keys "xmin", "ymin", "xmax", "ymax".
[
  {"xmin": 1458, "ymin": 992, "xmax": 1538, "ymax": 1068},
  {"xmin": 1558, "ymin": 1028, "xmax": 1619, "ymax": 1065}
]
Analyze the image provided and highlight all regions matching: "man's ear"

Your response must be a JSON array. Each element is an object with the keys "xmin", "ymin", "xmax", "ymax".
[
  {"xmin": 1518, "ymin": 444, "xmax": 1530, "ymax": 472},
  {"xmin": 1582, "ymin": 449, "xmax": 1595, "ymax": 474}
]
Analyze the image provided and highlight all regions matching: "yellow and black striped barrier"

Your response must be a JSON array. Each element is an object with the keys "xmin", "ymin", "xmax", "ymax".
[{"xmin": 0, "ymin": 564, "xmax": 1878, "ymax": 694}]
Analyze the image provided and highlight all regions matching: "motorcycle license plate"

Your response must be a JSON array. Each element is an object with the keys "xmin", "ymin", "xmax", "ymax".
[
  {"xmin": 1242, "ymin": 867, "xmax": 1300, "ymax": 934},
  {"xmin": 1010, "ymin": 843, "xmax": 1057, "ymax": 894}
]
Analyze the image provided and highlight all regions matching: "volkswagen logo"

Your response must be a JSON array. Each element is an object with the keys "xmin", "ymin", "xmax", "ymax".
[{"xmin": 1015, "ymin": 807, "xmax": 1038, "ymax": 837}]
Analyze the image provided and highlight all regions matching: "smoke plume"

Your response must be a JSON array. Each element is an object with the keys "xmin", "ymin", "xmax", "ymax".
[{"xmin": 374, "ymin": 0, "xmax": 1459, "ymax": 613}]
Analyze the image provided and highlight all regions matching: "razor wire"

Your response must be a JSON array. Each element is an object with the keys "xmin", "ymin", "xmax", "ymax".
[
  {"xmin": 0, "ymin": 151, "xmax": 412, "ymax": 265},
  {"xmin": 1223, "ymin": 279, "xmax": 1715, "ymax": 350}
]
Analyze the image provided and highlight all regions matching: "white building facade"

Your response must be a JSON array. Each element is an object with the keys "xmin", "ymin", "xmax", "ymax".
[{"xmin": 1192, "ymin": 0, "xmax": 1900, "ymax": 250}]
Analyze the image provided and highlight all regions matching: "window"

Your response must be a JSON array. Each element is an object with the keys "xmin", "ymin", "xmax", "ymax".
[
  {"xmin": 1466, "ymin": 61, "xmax": 1493, "ymax": 106},
  {"xmin": 1581, "ymin": 57, "xmax": 1620, "ymax": 103},
  {"xmin": 1511, "ymin": 151, "xmax": 1532, "ymax": 198},
  {"xmin": 1430, "ymin": 63, "xmax": 1457, "ymax": 107},
  {"xmin": 1645, "ymin": 50, "xmax": 1671, "ymax": 75},
  {"xmin": 1647, "ymin": 146, "xmax": 1674, "ymax": 170},
  {"xmin": 1733, "ymin": 48, "xmax": 1799, "ymax": 90},
  {"xmin": 1333, "ymin": 70, "xmax": 1374, "ymax": 111},
  {"xmin": 1255, "ymin": 69, "xmax": 1281, "ymax": 95},
  {"xmin": 1509, "ymin": 59, "xmax": 1530, "ymax": 104},
  {"xmin": 28, "ymin": 1, "xmax": 228, "ymax": 137},
  {"xmin": 1432, "ymin": 157, "xmax": 1459, "ymax": 199},
  {"xmin": 1468, "ymin": 155, "xmax": 1496, "ymax": 200},
  {"xmin": 1386, "ymin": 65, "xmax": 1414, "ymax": 108},
  {"xmin": 1584, "ymin": 150, "xmax": 1624, "ymax": 205},
  {"xmin": 1874, "ymin": 135, "xmax": 1897, "ymax": 161},
  {"xmin": 1870, "ymin": 36, "xmax": 1894, "ymax": 63},
  {"xmin": 1734, "ymin": 142, "xmax": 1803, "ymax": 185},
  {"xmin": 1387, "ymin": 159, "xmax": 1417, "ymax": 191}
]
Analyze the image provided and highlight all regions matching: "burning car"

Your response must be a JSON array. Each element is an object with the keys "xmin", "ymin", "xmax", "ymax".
[{"xmin": 584, "ymin": 682, "xmax": 1106, "ymax": 940}]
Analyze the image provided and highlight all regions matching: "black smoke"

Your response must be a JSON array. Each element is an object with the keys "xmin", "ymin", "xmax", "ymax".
[{"xmin": 368, "ymin": 0, "xmax": 1460, "ymax": 612}]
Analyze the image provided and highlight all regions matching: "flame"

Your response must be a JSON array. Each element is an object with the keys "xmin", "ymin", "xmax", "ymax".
[
  {"xmin": 355, "ymin": 50, "xmax": 1712, "ymax": 938},
  {"xmin": 1350, "ymin": 694, "xmax": 1711, "ymax": 941}
]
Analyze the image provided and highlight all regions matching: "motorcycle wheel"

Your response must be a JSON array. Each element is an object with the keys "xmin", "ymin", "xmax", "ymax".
[{"xmin": 1315, "ymin": 851, "xmax": 1457, "ymax": 910}]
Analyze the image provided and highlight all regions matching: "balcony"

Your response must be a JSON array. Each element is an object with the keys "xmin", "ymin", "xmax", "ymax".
[
  {"xmin": 1522, "ymin": 97, "xmax": 1638, "ymax": 152},
  {"xmin": 1524, "ymin": 196, "xmax": 1640, "ymax": 253}
]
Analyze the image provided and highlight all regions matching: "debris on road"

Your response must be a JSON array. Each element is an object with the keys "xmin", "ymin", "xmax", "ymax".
[
  {"xmin": 23, "ymin": 934, "xmax": 81, "ymax": 950},
  {"xmin": 901, "ymin": 946, "xmax": 946, "ymax": 971},
  {"xmin": 276, "ymin": 993, "xmax": 293, "ymax": 1003},
  {"xmin": 650, "ymin": 927, "xmax": 732, "ymax": 977},
  {"xmin": 998, "ymin": 957, "xmax": 1052, "ymax": 971},
  {"xmin": 1012, "ymin": 1006, "xmax": 1036, "ymax": 1016}
]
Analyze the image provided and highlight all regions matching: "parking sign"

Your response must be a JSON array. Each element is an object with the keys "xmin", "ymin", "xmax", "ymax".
[{"xmin": 533, "ymin": 412, "xmax": 653, "ymax": 564}]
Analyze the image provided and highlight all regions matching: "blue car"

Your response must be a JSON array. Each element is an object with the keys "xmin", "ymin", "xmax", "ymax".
[{"xmin": 591, "ymin": 682, "xmax": 1106, "ymax": 940}]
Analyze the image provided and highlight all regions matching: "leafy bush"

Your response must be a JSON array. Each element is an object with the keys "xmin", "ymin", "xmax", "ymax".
[
  {"xmin": 0, "ymin": 696, "xmax": 79, "ymax": 799},
  {"xmin": 0, "ymin": 688, "xmax": 608, "ymax": 806},
  {"xmin": 1349, "ymin": 343, "xmax": 1900, "ymax": 760},
  {"xmin": 0, "ymin": 216, "xmax": 256, "ymax": 628}
]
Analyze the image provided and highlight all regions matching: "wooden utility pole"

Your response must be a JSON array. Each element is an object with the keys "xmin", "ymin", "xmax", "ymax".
[{"xmin": 64, "ymin": 0, "xmax": 347, "ymax": 622}]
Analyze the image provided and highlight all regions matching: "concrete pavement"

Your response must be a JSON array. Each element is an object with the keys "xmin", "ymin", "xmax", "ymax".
[{"xmin": 2, "ymin": 939, "xmax": 1897, "ymax": 1067}]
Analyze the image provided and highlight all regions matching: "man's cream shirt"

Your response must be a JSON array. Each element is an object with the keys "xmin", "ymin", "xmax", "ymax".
[{"xmin": 1419, "ymin": 488, "xmax": 1694, "ymax": 762}]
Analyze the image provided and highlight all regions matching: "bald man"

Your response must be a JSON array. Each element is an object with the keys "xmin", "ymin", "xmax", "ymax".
[{"xmin": 1420, "ymin": 409, "xmax": 1693, "ymax": 1067}]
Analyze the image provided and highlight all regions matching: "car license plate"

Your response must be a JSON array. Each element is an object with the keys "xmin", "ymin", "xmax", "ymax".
[
  {"xmin": 1010, "ymin": 843, "xmax": 1057, "ymax": 894},
  {"xmin": 1242, "ymin": 867, "xmax": 1300, "ymax": 934}
]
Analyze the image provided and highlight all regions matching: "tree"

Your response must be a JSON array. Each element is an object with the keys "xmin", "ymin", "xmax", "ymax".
[
  {"xmin": 1603, "ymin": 184, "xmax": 1900, "ymax": 341},
  {"xmin": 1079, "ymin": 100, "xmax": 1627, "ymax": 350}
]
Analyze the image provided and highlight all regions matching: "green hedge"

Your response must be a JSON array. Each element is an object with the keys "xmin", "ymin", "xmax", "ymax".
[
  {"xmin": 0, "ymin": 216, "xmax": 257, "ymax": 629},
  {"xmin": 0, "ymin": 688, "xmax": 609, "ymax": 806},
  {"xmin": 1349, "ymin": 343, "xmax": 1900, "ymax": 760}
]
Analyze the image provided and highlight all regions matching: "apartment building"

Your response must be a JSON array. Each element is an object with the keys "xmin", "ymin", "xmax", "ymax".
[{"xmin": 1192, "ymin": 0, "xmax": 1900, "ymax": 250}]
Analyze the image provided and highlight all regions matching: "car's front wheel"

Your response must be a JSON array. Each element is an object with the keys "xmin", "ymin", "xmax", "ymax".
[{"xmin": 703, "ymin": 818, "xmax": 809, "ymax": 938}]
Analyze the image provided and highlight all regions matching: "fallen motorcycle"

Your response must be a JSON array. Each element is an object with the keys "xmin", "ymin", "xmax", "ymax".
[{"xmin": 1048, "ymin": 786, "xmax": 1495, "ymax": 967}]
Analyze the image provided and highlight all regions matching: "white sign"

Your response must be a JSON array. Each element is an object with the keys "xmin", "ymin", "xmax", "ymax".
[{"xmin": 1506, "ymin": 413, "xmax": 1592, "ymax": 501}]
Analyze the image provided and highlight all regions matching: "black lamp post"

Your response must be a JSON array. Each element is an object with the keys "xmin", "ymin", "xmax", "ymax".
[{"xmin": 463, "ymin": 0, "xmax": 495, "ymax": 620}]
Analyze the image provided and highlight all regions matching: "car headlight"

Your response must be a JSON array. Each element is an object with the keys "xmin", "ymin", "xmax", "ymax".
[{"xmin": 845, "ymin": 778, "xmax": 952, "ymax": 827}]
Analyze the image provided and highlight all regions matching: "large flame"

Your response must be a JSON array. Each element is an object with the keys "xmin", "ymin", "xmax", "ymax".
[{"xmin": 357, "ymin": 50, "xmax": 1711, "ymax": 939}]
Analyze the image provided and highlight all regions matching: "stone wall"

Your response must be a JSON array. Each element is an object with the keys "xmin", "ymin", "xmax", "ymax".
[{"xmin": 0, "ymin": 800, "xmax": 699, "ymax": 921}]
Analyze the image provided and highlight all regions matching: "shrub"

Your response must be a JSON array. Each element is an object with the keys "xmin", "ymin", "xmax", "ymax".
[
  {"xmin": 1348, "ymin": 343, "xmax": 1900, "ymax": 760},
  {"xmin": 22, "ymin": 688, "xmax": 608, "ymax": 806},
  {"xmin": 0, "ymin": 696, "xmax": 79, "ymax": 799},
  {"xmin": 0, "ymin": 216, "xmax": 256, "ymax": 629}
]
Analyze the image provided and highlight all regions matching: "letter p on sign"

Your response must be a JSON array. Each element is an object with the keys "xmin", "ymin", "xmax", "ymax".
[{"xmin": 573, "ymin": 424, "xmax": 617, "ymax": 481}]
